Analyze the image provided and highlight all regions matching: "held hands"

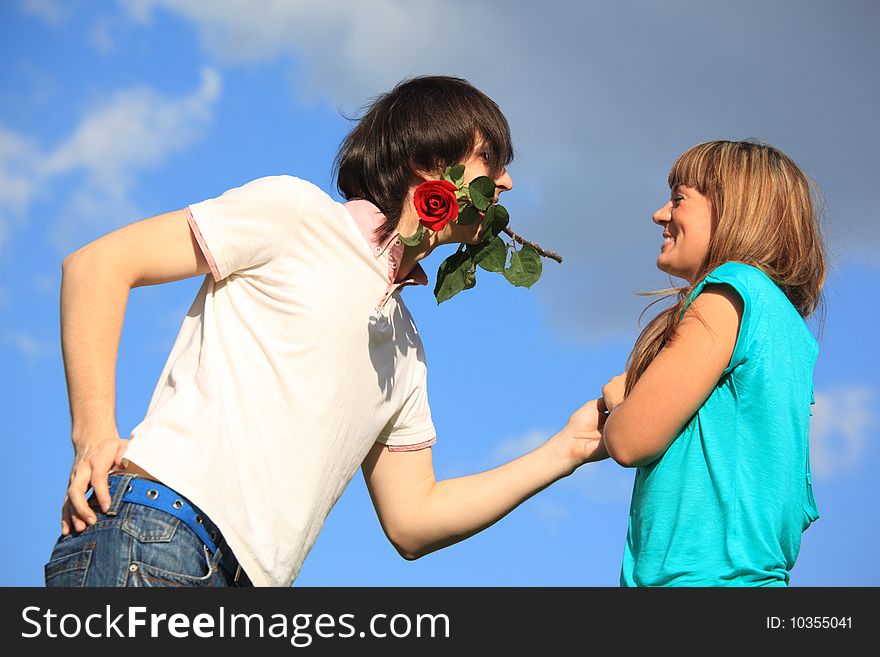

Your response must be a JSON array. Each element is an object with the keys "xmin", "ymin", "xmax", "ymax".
[
  {"xmin": 61, "ymin": 434, "xmax": 129, "ymax": 535},
  {"xmin": 551, "ymin": 398, "xmax": 609, "ymax": 476},
  {"xmin": 601, "ymin": 372, "xmax": 627, "ymax": 413}
]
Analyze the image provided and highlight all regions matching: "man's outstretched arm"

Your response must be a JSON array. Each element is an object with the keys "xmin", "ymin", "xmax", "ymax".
[
  {"xmin": 60, "ymin": 209, "xmax": 211, "ymax": 535},
  {"xmin": 361, "ymin": 399, "xmax": 607, "ymax": 560}
]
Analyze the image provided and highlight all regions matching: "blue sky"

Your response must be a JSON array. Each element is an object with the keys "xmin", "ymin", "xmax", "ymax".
[{"xmin": 1, "ymin": 0, "xmax": 878, "ymax": 586}]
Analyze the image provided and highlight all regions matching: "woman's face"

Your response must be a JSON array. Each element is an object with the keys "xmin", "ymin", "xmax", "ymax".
[{"xmin": 652, "ymin": 184, "xmax": 712, "ymax": 282}]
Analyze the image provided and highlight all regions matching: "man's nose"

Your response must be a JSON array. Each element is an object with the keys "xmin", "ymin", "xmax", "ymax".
[
  {"xmin": 495, "ymin": 168, "xmax": 513, "ymax": 194},
  {"xmin": 653, "ymin": 201, "xmax": 671, "ymax": 225}
]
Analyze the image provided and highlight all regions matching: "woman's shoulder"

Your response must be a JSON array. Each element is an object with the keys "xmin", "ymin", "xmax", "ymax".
[
  {"xmin": 704, "ymin": 262, "xmax": 773, "ymax": 289},
  {"xmin": 701, "ymin": 262, "xmax": 817, "ymax": 354},
  {"xmin": 701, "ymin": 261, "xmax": 788, "ymax": 307}
]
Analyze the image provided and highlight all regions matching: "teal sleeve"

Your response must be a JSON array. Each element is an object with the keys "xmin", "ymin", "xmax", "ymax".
[{"xmin": 684, "ymin": 262, "xmax": 761, "ymax": 376}]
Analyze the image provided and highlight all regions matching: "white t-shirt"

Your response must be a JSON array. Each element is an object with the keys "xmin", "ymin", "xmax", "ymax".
[{"xmin": 123, "ymin": 175, "xmax": 436, "ymax": 586}]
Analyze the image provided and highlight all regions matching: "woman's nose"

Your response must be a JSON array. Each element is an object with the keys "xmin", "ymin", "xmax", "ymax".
[{"xmin": 653, "ymin": 201, "xmax": 671, "ymax": 225}]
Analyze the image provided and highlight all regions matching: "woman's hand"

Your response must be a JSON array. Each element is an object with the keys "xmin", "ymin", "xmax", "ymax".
[{"xmin": 602, "ymin": 372, "xmax": 627, "ymax": 412}]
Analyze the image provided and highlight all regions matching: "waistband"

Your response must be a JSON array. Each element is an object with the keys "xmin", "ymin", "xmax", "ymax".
[{"xmin": 103, "ymin": 474, "xmax": 252, "ymax": 586}]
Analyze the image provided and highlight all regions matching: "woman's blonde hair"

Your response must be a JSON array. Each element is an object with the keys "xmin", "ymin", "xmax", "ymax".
[{"xmin": 625, "ymin": 140, "xmax": 826, "ymax": 395}]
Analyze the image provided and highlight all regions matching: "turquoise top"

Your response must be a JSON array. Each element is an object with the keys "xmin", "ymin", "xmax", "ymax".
[{"xmin": 620, "ymin": 262, "xmax": 820, "ymax": 587}]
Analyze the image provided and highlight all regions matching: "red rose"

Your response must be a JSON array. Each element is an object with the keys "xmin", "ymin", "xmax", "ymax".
[{"xmin": 413, "ymin": 179, "xmax": 459, "ymax": 231}]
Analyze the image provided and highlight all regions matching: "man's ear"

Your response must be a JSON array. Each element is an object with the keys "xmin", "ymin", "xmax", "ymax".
[{"xmin": 411, "ymin": 167, "xmax": 440, "ymax": 182}]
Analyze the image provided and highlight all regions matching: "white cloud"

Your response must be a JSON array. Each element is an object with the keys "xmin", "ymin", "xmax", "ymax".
[
  {"xmin": 0, "ymin": 126, "xmax": 41, "ymax": 250},
  {"xmin": 122, "ymin": 1, "xmax": 409, "ymax": 59},
  {"xmin": 5, "ymin": 63, "xmax": 63, "ymax": 111},
  {"xmin": 488, "ymin": 429, "xmax": 632, "ymax": 504},
  {"xmin": 2, "ymin": 329, "xmax": 55, "ymax": 361},
  {"xmin": 491, "ymin": 429, "xmax": 549, "ymax": 463},
  {"xmin": 117, "ymin": 0, "xmax": 880, "ymax": 341},
  {"xmin": 0, "ymin": 68, "xmax": 221, "ymax": 253},
  {"xmin": 118, "ymin": 0, "xmax": 154, "ymax": 25},
  {"xmin": 34, "ymin": 273, "xmax": 57, "ymax": 294},
  {"xmin": 21, "ymin": 0, "xmax": 69, "ymax": 26},
  {"xmin": 485, "ymin": 384, "xmax": 875, "ymax": 502},
  {"xmin": 530, "ymin": 499, "xmax": 571, "ymax": 533},
  {"xmin": 119, "ymin": 0, "xmax": 479, "ymax": 106},
  {"xmin": 45, "ymin": 68, "xmax": 220, "ymax": 182},
  {"xmin": 88, "ymin": 18, "xmax": 116, "ymax": 54},
  {"xmin": 810, "ymin": 386, "xmax": 875, "ymax": 480},
  {"xmin": 49, "ymin": 186, "xmax": 141, "ymax": 254},
  {"xmin": 564, "ymin": 459, "xmax": 634, "ymax": 504}
]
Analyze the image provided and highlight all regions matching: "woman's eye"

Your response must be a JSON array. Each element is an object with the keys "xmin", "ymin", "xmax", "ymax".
[{"xmin": 480, "ymin": 152, "xmax": 490, "ymax": 162}]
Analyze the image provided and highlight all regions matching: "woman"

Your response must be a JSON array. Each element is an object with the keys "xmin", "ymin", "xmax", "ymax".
[{"xmin": 603, "ymin": 140, "xmax": 825, "ymax": 586}]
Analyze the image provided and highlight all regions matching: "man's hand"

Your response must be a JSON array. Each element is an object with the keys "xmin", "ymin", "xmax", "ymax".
[
  {"xmin": 59, "ymin": 208, "xmax": 210, "ymax": 536},
  {"xmin": 62, "ymin": 435, "xmax": 128, "ymax": 535},
  {"xmin": 551, "ymin": 398, "xmax": 609, "ymax": 476},
  {"xmin": 601, "ymin": 372, "xmax": 627, "ymax": 413}
]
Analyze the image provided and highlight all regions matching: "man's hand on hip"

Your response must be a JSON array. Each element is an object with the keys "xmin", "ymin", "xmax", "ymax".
[{"xmin": 62, "ymin": 435, "xmax": 128, "ymax": 535}]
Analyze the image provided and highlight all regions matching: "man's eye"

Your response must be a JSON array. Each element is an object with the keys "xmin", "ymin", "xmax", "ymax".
[{"xmin": 480, "ymin": 152, "xmax": 490, "ymax": 162}]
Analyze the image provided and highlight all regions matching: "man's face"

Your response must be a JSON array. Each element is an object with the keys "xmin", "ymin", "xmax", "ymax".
[{"xmin": 440, "ymin": 143, "xmax": 513, "ymax": 245}]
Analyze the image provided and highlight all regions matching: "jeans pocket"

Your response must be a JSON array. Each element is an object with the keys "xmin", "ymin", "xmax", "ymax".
[
  {"xmin": 122, "ymin": 505, "xmax": 219, "ymax": 586},
  {"xmin": 128, "ymin": 544, "xmax": 217, "ymax": 587},
  {"xmin": 121, "ymin": 503, "xmax": 180, "ymax": 543},
  {"xmin": 44, "ymin": 538, "xmax": 94, "ymax": 587}
]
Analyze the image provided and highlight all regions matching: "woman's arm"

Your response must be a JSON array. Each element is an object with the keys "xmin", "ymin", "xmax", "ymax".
[
  {"xmin": 361, "ymin": 399, "xmax": 607, "ymax": 560},
  {"xmin": 60, "ymin": 209, "xmax": 211, "ymax": 534},
  {"xmin": 602, "ymin": 284, "xmax": 743, "ymax": 468}
]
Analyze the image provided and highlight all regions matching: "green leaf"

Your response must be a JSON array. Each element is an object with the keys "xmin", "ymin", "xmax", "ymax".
[
  {"xmin": 492, "ymin": 204, "xmax": 509, "ymax": 229},
  {"xmin": 469, "ymin": 236, "xmax": 508, "ymax": 272},
  {"xmin": 444, "ymin": 164, "xmax": 465, "ymax": 187},
  {"xmin": 503, "ymin": 244, "xmax": 543, "ymax": 288},
  {"xmin": 468, "ymin": 176, "xmax": 495, "ymax": 211},
  {"xmin": 481, "ymin": 204, "xmax": 510, "ymax": 241},
  {"xmin": 434, "ymin": 250, "xmax": 474, "ymax": 304},
  {"xmin": 469, "ymin": 175, "xmax": 495, "ymax": 199},
  {"xmin": 456, "ymin": 205, "xmax": 480, "ymax": 226},
  {"xmin": 464, "ymin": 264, "xmax": 477, "ymax": 289},
  {"xmin": 399, "ymin": 225, "xmax": 427, "ymax": 247},
  {"xmin": 517, "ymin": 245, "xmax": 543, "ymax": 287}
]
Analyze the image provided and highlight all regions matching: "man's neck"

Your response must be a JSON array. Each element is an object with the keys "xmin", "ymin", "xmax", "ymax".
[
  {"xmin": 396, "ymin": 235, "xmax": 442, "ymax": 283},
  {"xmin": 394, "ymin": 205, "xmax": 443, "ymax": 282}
]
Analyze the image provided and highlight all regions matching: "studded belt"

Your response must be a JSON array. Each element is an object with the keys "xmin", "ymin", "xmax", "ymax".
[{"xmin": 105, "ymin": 475, "xmax": 251, "ymax": 586}]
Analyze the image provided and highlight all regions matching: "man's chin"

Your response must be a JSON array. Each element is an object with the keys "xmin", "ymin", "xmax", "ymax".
[{"xmin": 466, "ymin": 227, "xmax": 484, "ymax": 245}]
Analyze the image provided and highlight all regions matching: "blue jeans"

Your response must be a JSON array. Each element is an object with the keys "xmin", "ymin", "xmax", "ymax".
[{"xmin": 45, "ymin": 474, "xmax": 243, "ymax": 587}]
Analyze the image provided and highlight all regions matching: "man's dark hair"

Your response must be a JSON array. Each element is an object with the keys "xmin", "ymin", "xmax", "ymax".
[{"xmin": 334, "ymin": 75, "xmax": 514, "ymax": 244}]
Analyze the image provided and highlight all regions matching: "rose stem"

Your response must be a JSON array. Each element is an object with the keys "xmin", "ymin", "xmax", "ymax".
[{"xmin": 502, "ymin": 227, "xmax": 563, "ymax": 263}]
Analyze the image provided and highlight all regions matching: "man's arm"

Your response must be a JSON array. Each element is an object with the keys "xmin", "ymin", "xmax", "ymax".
[
  {"xmin": 60, "ymin": 209, "xmax": 211, "ymax": 535},
  {"xmin": 361, "ymin": 399, "xmax": 607, "ymax": 560}
]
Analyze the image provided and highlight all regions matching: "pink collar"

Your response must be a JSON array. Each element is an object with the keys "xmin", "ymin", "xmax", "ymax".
[
  {"xmin": 344, "ymin": 199, "xmax": 428, "ymax": 308},
  {"xmin": 344, "ymin": 199, "xmax": 401, "ymax": 256}
]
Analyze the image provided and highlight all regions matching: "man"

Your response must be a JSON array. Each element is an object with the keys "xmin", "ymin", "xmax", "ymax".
[{"xmin": 47, "ymin": 76, "xmax": 607, "ymax": 587}]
